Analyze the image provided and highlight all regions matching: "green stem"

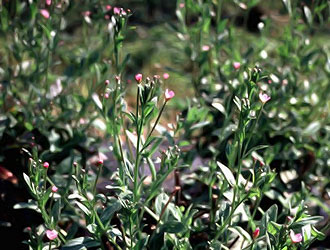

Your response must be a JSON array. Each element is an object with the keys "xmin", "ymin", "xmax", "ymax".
[
  {"xmin": 242, "ymin": 105, "xmax": 264, "ymax": 157},
  {"xmin": 93, "ymin": 164, "xmax": 103, "ymax": 197},
  {"xmin": 139, "ymin": 101, "xmax": 167, "ymax": 153},
  {"xmin": 133, "ymin": 86, "xmax": 141, "ymax": 202}
]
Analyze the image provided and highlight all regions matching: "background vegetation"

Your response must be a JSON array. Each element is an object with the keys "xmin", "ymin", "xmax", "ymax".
[{"xmin": 0, "ymin": 0, "xmax": 329, "ymax": 249}]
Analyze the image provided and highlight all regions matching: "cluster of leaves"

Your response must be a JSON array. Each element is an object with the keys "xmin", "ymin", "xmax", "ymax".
[{"xmin": 0, "ymin": 0, "xmax": 329, "ymax": 250}]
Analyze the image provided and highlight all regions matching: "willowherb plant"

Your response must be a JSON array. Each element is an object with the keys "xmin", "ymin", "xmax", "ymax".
[{"xmin": 1, "ymin": 0, "xmax": 329, "ymax": 249}]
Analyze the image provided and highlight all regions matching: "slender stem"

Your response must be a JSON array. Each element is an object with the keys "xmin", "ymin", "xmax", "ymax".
[
  {"xmin": 93, "ymin": 165, "xmax": 102, "ymax": 197},
  {"xmin": 139, "ymin": 101, "xmax": 167, "ymax": 153},
  {"xmin": 242, "ymin": 105, "xmax": 264, "ymax": 157},
  {"xmin": 133, "ymin": 86, "xmax": 141, "ymax": 202},
  {"xmin": 94, "ymin": 209, "xmax": 105, "ymax": 232}
]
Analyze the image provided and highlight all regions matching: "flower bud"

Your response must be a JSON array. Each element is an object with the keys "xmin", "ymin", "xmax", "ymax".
[
  {"xmin": 163, "ymin": 73, "xmax": 170, "ymax": 79},
  {"xmin": 233, "ymin": 62, "xmax": 241, "ymax": 70},
  {"xmin": 253, "ymin": 227, "xmax": 260, "ymax": 239},
  {"xmin": 51, "ymin": 185, "xmax": 58, "ymax": 193},
  {"xmin": 40, "ymin": 9, "xmax": 50, "ymax": 19},
  {"xmin": 43, "ymin": 162, "xmax": 49, "ymax": 169},
  {"xmin": 135, "ymin": 73, "xmax": 143, "ymax": 83}
]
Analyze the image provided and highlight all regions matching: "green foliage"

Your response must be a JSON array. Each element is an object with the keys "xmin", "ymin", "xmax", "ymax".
[{"xmin": 0, "ymin": 0, "xmax": 329, "ymax": 249}]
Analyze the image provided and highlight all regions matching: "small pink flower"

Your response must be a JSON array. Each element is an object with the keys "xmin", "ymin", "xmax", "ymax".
[
  {"xmin": 40, "ymin": 9, "xmax": 50, "ymax": 19},
  {"xmin": 104, "ymin": 93, "xmax": 109, "ymax": 99},
  {"xmin": 268, "ymin": 79, "xmax": 272, "ymax": 84},
  {"xmin": 46, "ymin": 229, "xmax": 58, "ymax": 240},
  {"xmin": 82, "ymin": 11, "xmax": 91, "ymax": 17},
  {"xmin": 282, "ymin": 79, "xmax": 288, "ymax": 86},
  {"xmin": 43, "ymin": 162, "xmax": 49, "ymax": 169},
  {"xmin": 105, "ymin": 14, "xmax": 110, "ymax": 20},
  {"xmin": 253, "ymin": 227, "xmax": 260, "ymax": 239},
  {"xmin": 290, "ymin": 230, "xmax": 303, "ymax": 243},
  {"xmin": 73, "ymin": 162, "xmax": 78, "ymax": 167},
  {"xmin": 259, "ymin": 92, "xmax": 271, "ymax": 104},
  {"xmin": 106, "ymin": 5, "xmax": 112, "ymax": 10},
  {"xmin": 165, "ymin": 89, "xmax": 175, "ymax": 101},
  {"xmin": 179, "ymin": 3, "xmax": 185, "ymax": 8},
  {"xmin": 202, "ymin": 45, "xmax": 210, "ymax": 51},
  {"xmin": 51, "ymin": 185, "xmax": 58, "ymax": 193},
  {"xmin": 46, "ymin": 0, "xmax": 52, "ymax": 6},
  {"xmin": 113, "ymin": 7, "xmax": 121, "ymax": 15},
  {"xmin": 97, "ymin": 159, "xmax": 104, "ymax": 165},
  {"xmin": 135, "ymin": 73, "xmax": 143, "ymax": 83},
  {"xmin": 163, "ymin": 73, "xmax": 170, "ymax": 80},
  {"xmin": 104, "ymin": 80, "xmax": 110, "ymax": 86},
  {"xmin": 233, "ymin": 62, "xmax": 241, "ymax": 70}
]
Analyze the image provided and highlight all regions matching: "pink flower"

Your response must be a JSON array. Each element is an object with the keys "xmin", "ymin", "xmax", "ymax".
[
  {"xmin": 290, "ymin": 230, "xmax": 303, "ymax": 243},
  {"xmin": 104, "ymin": 80, "xmax": 110, "ymax": 86},
  {"xmin": 97, "ymin": 159, "xmax": 104, "ymax": 165},
  {"xmin": 163, "ymin": 73, "xmax": 170, "ymax": 80},
  {"xmin": 202, "ymin": 45, "xmax": 210, "ymax": 51},
  {"xmin": 82, "ymin": 11, "xmax": 91, "ymax": 17},
  {"xmin": 259, "ymin": 92, "xmax": 271, "ymax": 104},
  {"xmin": 46, "ymin": 229, "xmax": 58, "ymax": 240},
  {"xmin": 51, "ymin": 186, "xmax": 58, "ymax": 193},
  {"xmin": 113, "ymin": 7, "xmax": 121, "ymax": 15},
  {"xmin": 40, "ymin": 9, "xmax": 50, "ymax": 19},
  {"xmin": 106, "ymin": 5, "xmax": 112, "ymax": 10},
  {"xmin": 135, "ymin": 73, "xmax": 143, "ymax": 83},
  {"xmin": 233, "ymin": 62, "xmax": 241, "ymax": 70},
  {"xmin": 43, "ymin": 162, "xmax": 49, "ymax": 169},
  {"xmin": 253, "ymin": 227, "xmax": 260, "ymax": 239},
  {"xmin": 165, "ymin": 89, "xmax": 175, "ymax": 101},
  {"xmin": 104, "ymin": 93, "xmax": 109, "ymax": 99},
  {"xmin": 268, "ymin": 79, "xmax": 272, "ymax": 84},
  {"xmin": 46, "ymin": 0, "xmax": 52, "ymax": 6},
  {"xmin": 179, "ymin": 3, "xmax": 185, "ymax": 8},
  {"xmin": 105, "ymin": 14, "xmax": 110, "ymax": 20}
]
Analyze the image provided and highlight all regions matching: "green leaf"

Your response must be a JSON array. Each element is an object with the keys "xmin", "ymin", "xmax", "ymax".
[
  {"xmin": 311, "ymin": 226, "xmax": 326, "ymax": 240},
  {"xmin": 190, "ymin": 121, "xmax": 210, "ymax": 130},
  {"xmin": 51, "ymin": 199, "xmax": 61, "ymax": 223},
  {"xmin": 100, "ymin": 199, "xmax": 122, "ymax": 226},
  {"xmin": 228, "ymin": 226, "xmax": 252, "ymax": 241},
  {"xmin": 14, "ymin": 201, "xmax": 40, "ymax": 212},
  {"xmin": 266, "ymin": 204, "xmax": 278, "ymax": 222},
  {"xmin": 160, "ymin": 221, "xmax": 185, "ymax": 233},
  {"xmin": 302, "ymin": 121, "xmax": 321, "ymax": 136},
  {"xmin": 75, "ymin": 201, "xmax": 91, "ymax": 216},
  {"xmin": 62, "ymin": 237, "xmax": 100, "ymax": 250},
  {"xmin": 291, "ymin": 216, "xmax": 323, "ymax": 229},
  {"xmin": 303, "ymin": 6, "xmax": 313, "ymax": 26},
  {"xmin": 282, "ymin": 0, "xmax": 292, "ymax": 16},
  {"xmin": 23, "ymin": 173, "xmax": 35, "ymax": 194},
  {"xmin": 243, "ymin": 145, "xmax": 269, "ymax": 158},
  {"xmin": 217, "ymin": 161, "xmax": 235, "ymax": 187}
]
